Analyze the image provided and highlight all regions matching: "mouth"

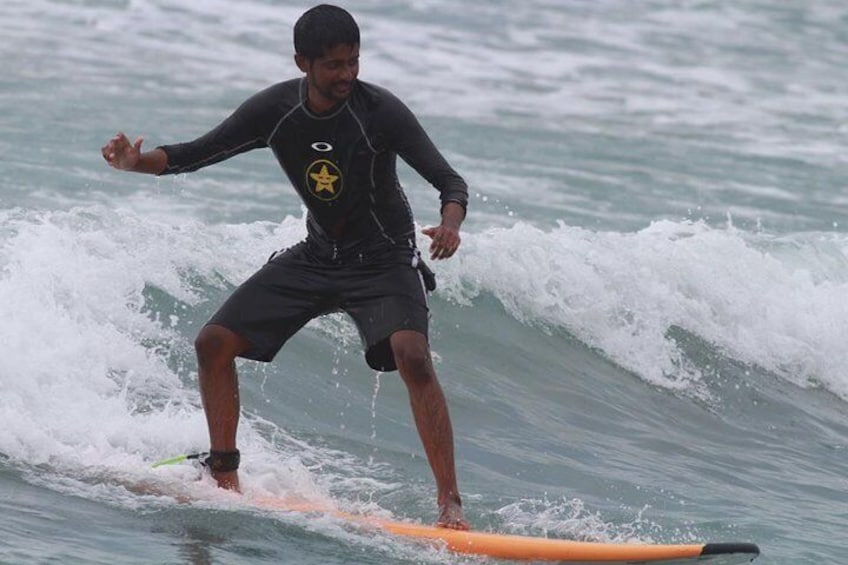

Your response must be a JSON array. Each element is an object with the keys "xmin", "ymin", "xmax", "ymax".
[{"xmin": 334, "ymin": 82, "xmax": 353, "ymax": 95}]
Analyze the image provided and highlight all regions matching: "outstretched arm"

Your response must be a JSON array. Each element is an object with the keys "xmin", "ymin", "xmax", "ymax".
[{"xmin": 101, "ymin": 132, "xmax": 167, "ymax": 174}]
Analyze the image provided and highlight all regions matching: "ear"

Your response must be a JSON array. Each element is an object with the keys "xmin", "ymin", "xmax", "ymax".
[{"xmin": 294, "ymin": 53, "xmax": 310, "ymax": 74}]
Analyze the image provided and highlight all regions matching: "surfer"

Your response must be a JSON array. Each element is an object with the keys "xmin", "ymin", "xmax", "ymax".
[{"xmin": 101, "ymin": 4, "xmax": 468, "ymax": 529}]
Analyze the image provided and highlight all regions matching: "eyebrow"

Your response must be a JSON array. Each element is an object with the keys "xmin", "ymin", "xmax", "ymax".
[{"xmin": 323, "ymin": 55, "xmax": 359, "ymax": 65}]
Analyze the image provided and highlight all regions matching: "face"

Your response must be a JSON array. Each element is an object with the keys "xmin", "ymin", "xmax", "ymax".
[{"xmin": 296, "ymin": 43, "xmax": 360, "ymax": 112}]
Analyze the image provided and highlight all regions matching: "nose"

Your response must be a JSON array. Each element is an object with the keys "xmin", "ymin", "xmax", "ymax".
[{"xmin": 341, "ymin": 62, "xmax": 357, "ymax": 82}]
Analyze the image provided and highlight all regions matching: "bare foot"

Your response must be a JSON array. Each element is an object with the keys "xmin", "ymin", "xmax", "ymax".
[
  {"xmin": 211, "ymin": 470, "xmax": 241, "ymax": 492},
  {"xmin": 436, "ymin": 498, "xmax": 469, "ymax": 530}
]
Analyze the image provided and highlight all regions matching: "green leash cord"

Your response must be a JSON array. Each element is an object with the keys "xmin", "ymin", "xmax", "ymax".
[{"xmin": 151, "ymin": 452, "xmax": 207, "ymax": 468}]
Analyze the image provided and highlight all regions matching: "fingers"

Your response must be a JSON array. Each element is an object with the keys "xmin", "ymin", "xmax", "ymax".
[
  {"xmin": 111, "ymin": 132, "xmax": 130, "ymax": 152},
  {"xmin": 433, "ymin": 240, "xmax": 460, "ymax": 259},
  {"xmin": 101, "ymin": 132, "xmax": 140, "ymax": 168},
  {"xmin": 424, "ymin": 225, "xmax": 461, "ymax": 260},
  {"xmin": 102, "ymin": 133, "xmax": 126, "ymax": 163}
]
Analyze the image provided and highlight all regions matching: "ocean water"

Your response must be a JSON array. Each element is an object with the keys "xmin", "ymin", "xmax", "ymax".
[{"xmin": 2, "ymin": 0, "xmax": 847, "ymax": 563}]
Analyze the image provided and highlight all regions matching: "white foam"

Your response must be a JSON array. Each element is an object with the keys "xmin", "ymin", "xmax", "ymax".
[
  {"xmin": 0, "ymin": 204, "xmax": 420, "ymax": 517},
  {"xmin": 0, "ymin": 206, "xmax": 289, "ymax": 474},
  {"xmin": 4, "ymin": 204, "xmax": 845, "ymax": 482},
  {"xmin": 495, "ymin": 496, "xmax": 676, "ymax": 544},
  {"xmin": 433, "ymin": 219, "xmax": 848, "ymax": 400}
]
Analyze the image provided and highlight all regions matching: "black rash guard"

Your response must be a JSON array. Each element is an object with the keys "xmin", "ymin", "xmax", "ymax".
[{"xmin": 158, "ymin": 78, "xmax": 468, "ymax": 256}]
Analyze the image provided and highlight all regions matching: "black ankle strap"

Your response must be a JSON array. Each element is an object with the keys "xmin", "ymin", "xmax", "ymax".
[{"xmin": 202, "ymin": 450, "xmax": 240, "ymax": 472}]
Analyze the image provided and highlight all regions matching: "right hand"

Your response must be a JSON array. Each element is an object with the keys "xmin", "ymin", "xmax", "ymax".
[{"xmin": 101, "ymin": 132, "xmax": 143, "ymax": 171}]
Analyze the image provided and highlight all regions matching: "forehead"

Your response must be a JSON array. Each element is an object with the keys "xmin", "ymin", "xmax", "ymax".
[{"xmin": 316, "ymin": 42, "xmax": 360, "ymax": 61}]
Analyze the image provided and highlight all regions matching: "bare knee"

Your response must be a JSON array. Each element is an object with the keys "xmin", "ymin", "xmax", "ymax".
[
  {"xmin": 392, "ymin": 331, "xmax": 435, "ymax": 387},
  {"xmin": 195, "ymin": 325, "xmax": 248, "ymax": 370}
]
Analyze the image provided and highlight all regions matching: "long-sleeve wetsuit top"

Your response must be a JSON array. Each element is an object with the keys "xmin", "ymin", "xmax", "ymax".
[{"xmin": 158, "ymin": 78, "xmax": 468, "ymax": 258}]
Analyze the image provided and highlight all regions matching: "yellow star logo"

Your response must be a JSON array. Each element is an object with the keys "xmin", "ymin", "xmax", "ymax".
[
  {"xmin": 306, "ymin": 159, "xmax": 343, "ymax": 201},
  {"xmin": 310, "ymin": 164, "xmax": 339, "ymax": 195}
]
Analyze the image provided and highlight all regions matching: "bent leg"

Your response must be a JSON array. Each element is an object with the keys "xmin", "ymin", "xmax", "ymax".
[
  {"xmin": 391, "ymin": 330, "xmax": 468, "ymax": 530},
  {"xmin": 195, "ymin": 323, "xmax": 251, "ymax": 491}
]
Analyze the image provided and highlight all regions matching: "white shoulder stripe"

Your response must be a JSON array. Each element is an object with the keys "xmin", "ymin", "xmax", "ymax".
[
  {"xmin": 267, "ymin": 103, "xmax": 303, "ymax": 145},
  {"xmin": 169, "ymin": 137, "xmax": 265, "ymax": 173},
  {"xmin": 345, "ymin": 104, "xmax": 376, "ymax": 153}
]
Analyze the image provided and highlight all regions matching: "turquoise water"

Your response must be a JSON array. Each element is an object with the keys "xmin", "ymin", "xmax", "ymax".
[{"xmin": 2, "ymin": 1, "xmax": 847, "ymax": 563}]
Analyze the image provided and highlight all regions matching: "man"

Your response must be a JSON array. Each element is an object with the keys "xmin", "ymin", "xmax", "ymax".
[{"xmin": 101, "ymin": 5, "xmax": 468, "ymax": 529}]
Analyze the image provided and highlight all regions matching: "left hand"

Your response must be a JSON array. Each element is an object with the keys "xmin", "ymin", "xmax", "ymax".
[
  {"xmin": 422, "ymin": 223, "xmax": 461, "ymax": 260},
  {"xmin": 423, "ymin": 201, "xmax": 465, "ymax": 260}
]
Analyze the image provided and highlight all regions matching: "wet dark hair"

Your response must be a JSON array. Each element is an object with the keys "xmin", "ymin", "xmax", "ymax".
[{"xmin": 294, "ymin": 4, "xmax": 360, "ymax": 60}]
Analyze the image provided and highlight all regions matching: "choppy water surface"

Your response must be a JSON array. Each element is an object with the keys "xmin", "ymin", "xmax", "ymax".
[{"xmin": 2, "ymin": 1, "xmax": 847, "ymax": 563}]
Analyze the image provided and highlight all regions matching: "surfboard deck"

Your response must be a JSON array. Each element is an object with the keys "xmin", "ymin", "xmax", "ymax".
[{"xmin": 252, "ymin": 496, "xmax": 760, "ymax": 563}]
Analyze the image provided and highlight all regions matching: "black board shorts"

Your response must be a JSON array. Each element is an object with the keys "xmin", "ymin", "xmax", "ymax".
[{"xmin": 207, "ymin": 241, "xmax": 430, "ymax": 371}]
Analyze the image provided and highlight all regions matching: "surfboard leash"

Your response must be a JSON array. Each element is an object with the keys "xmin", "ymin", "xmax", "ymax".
[
  {"xmin": 151, "ymin": 452, "xmax": 208, "ymax": 468},
  {"xmin": 152, "ymin": 450, "xmax": 240, "ymax": 472}
]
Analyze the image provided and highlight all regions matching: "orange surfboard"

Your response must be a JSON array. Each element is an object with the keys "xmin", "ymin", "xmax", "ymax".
[{"xmin": 252, "ymin": 496, "xmax": 760, "ymax": 563}]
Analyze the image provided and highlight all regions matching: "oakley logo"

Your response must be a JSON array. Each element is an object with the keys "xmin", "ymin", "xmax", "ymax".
[{"xmin": 311, "ymin": 141, "xmax": 333, "ymax": 152}]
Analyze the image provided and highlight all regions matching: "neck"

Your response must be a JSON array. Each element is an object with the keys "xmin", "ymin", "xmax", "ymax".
[{"xmin": 306, "ymin": 87, "xmax": 339, "ymax": 115}]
